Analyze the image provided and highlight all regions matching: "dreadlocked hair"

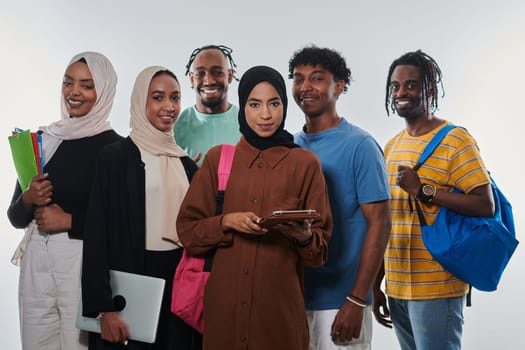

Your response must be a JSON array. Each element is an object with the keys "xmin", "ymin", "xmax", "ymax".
[
  {"xmin": 385, "ymin": 49, "xmax": 444, "ymax": 116},
  {"xmin": 288, "ymin": 44, "xmax": 351, "ymax": 93},
  {"xmin": 184, "ymin": 44, "xmax": 239, "ymax": 81}
]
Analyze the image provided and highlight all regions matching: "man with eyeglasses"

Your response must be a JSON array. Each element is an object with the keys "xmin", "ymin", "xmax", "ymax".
[{"xmin": 173, "ymin": 45, "xmax": 241, "ymax": 165}]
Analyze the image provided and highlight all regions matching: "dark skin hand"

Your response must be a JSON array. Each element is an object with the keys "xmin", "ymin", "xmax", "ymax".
[
  {"xmin": 331, "ymin": 302, "xmax": 365, "ymax": 343},
  {"xmin": 397, "ymin": 165, "xmax": 494, "ymax": 217},
  {"xmin": 22, "ymin": 173, "xmax": 53, "ymax": 208},
  {"xmin": 222, "ymin": 212, "xmax": 267, "ymax": 236},
  {"xmin": 99, "ymin": 312, "xmax": 129, "ymax": 345},
  {"xmin": 396, "ymin": 165, "xmax": 422, "ymax": 195},
  {"xmin": 274, "ymin": 219, "xmax": 313, "ymax": 243},
  {"xmin": 372, "ymin": 265, "xmax": 392, "ymax": 328},
  {"xmin": 34, "ymin": 204, "xmax": 72, "ymax": 232},
  {"xmin": 221, "ymin": 212, "xmax": 313, "ymax": 242},
  {"xmin": 22, "ymin": 174, "xmax": 72, "ymax": 232}
]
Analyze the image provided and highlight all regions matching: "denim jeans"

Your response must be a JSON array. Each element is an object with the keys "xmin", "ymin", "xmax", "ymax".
[{"xmin": 388, "ymin": 295, "xmax": 465, "ymax": 350}]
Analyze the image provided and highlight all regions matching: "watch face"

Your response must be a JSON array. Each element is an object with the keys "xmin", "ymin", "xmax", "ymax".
[{"xmin": 422, "ymin": 184, "xmax": 435, "ymax": 196}]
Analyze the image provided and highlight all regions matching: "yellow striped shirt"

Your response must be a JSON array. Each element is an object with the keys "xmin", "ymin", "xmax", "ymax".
[{"xmin": 384, "ymin": 122, "xmax": 490, "ymax": 300}]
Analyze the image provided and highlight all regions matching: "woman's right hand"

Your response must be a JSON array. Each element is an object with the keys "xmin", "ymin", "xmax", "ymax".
[
  {"xmin": 22, "ymin": 173, "xmax": 53, "ymax": 208},
  {"xmin": 99, "ymin": 312, "xmax": 129, "ymax": 344},
  {"xmin": 222, "ymin": 212, "xmax": 267, "ymax": 236}
]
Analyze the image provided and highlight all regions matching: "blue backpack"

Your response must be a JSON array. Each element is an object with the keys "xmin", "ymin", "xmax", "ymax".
[{"xmin": 414, "ymin": 125, "xmax": 518, "ymax": 293}]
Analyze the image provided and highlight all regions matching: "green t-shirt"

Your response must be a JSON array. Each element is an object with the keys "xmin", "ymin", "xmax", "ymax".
[{"xmin": 173, "ymin": 105, "xmax": 241, "ymax": 166}]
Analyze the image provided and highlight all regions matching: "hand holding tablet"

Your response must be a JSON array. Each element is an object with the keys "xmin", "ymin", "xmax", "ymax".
[{"xmin": 259, "ymin": 209, "xmax": 320, "ymax": 229}]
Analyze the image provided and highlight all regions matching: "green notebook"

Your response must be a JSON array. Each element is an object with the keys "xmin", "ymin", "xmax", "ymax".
[{"xmin": 8, "ymin": 129, "xmax": 41, "ymax": 190}]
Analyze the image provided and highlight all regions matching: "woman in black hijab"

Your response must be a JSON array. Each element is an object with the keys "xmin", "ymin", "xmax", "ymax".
[
  {"xmin": 177, "ymin": 65, "xmax": 332, "ymax": 350},
  {"xmin": 237, "ymin": 65, "xmax": 297, "ymax": 150}
]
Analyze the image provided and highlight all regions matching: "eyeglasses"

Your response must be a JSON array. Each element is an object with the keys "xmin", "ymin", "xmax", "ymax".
[{"xmin": 191, "ymin": 69, "xmax": 227, "ymax": 81}]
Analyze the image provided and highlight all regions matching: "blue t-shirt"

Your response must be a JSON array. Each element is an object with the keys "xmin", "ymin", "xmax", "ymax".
[{"xmin": 295, "ymin": 118, "xmax": 390, "ymax": 310}]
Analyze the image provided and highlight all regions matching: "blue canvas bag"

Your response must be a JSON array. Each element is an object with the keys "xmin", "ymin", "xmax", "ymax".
[{"xmin": 414, "ymin": 125, "xmax": 518, "ymax": 292}]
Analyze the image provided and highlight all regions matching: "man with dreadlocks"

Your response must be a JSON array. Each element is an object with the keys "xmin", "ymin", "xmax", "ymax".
[
  {"xmin": 373, "ymin": 50, "xmax": 494, "ymax": 350},
  {"xmin": 173, "ymin": 44, "xmax": 241, "ymax": 165},
  {"xmin": 289, "ymin": 45, "xmax": 391, "ymax": 350}
]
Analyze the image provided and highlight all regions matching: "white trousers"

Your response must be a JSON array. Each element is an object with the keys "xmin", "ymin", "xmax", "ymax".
[
  {"xmin": 19, "ymin": 232, "xmax": 88, "ymax": 350},
  {"xmin": 307, "ymin": 306, "xmax": 372, "ymax": 350}
]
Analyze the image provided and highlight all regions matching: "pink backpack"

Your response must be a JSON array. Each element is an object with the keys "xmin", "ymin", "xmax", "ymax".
[{"xmin": 171, "ymin": 144, "xmax": 236, "ymax": 333}]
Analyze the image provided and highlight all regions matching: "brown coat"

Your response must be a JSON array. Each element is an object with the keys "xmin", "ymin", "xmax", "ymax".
[{"xmin": 177, "ymin": 137, "xmax": 332, "ymax": 350}]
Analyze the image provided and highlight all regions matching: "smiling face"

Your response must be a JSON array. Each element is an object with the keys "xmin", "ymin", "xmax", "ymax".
[
  {"xmin": 189, "ymin": 49, "xmax": 233, "ymax": 113},
  {"xmin": 291, "ymin": 64, "xmax": 344, "ymax": 119},
  {"xmin": 389, "ymin": 64, "xmax": 429, "ymax": 120},
  {"xmin": 62, "ymin": 61, "xmax": 97, "ymax": 117},
  {"xmin": 145, "ymin": 73, "xmax": 181, "ymax": 132},
  {"xmin": 244, "ymin": 81, "xmax": 284, "ymax": 138}
]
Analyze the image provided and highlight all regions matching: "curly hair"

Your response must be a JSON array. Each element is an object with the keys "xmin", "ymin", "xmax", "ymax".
[
  {"xmin": 288, "ymin": 45, "xmax": 351, "ymax": 93},
  {"xmin": 184, "ymin": 44, "xmax": 239, "ymax": 81},
  {"xmin": 385, "ymin": 49, "xmax": 444, "ymax": 116}
]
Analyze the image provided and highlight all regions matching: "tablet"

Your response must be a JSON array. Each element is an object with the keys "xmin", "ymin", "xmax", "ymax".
[
  {"xmin": 259, "ymin": 209, "xmax": 320, "ymax": 228},
  {"xmin": 76, "ymin": 270, "xmax": 165, "ymax": 344}
]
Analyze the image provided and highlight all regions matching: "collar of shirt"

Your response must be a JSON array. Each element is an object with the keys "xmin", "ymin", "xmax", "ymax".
[{"xmin": 237, "ymin": 136, "xmax": 291, "ymax": 170}]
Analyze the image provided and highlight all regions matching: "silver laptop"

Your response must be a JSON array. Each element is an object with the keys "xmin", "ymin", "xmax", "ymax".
[{"xmin": 76, "ymin": 270, "xmax": 165, "ymax": 343}]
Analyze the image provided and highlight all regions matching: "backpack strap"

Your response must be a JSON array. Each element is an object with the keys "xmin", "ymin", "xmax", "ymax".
[
  {"xmin": 215, "ymin": 144, "xmax": 236, "ymax": 216},
  {"xmin": 414, "ymin": 124, "xmax": 459, "ymax": 224},
  {"xmin": 412, "ymin": 124, "xmax": 476, "ymax": 305},
  {"xmin": 414, "ymin": 124, "xmax": 457, "ymax": 171},
  {"xmin": 217, "ymin": 144, "xmax": 236, "ymax": 191},
  {"xmin": 205, "ymin": 144, "xmax": 236, "ymax": 271},
  {"xmin": 412, "ymin": 124, "xmax": 457, "ymax": 223}
]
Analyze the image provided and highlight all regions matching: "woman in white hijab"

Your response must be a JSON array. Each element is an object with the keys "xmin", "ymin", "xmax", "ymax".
[
  {"xmin": 82, "ymin": 66, "xmax": 201, "ymax": 349},
  {"xmin": 7, "ymin": 52, "xmax": 123, "ymax": 350}
]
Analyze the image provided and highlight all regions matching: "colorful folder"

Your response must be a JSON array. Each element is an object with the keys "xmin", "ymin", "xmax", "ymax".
[{"xmin": 8, "ymin": 129, "xmax": 43, "ymax": 190}]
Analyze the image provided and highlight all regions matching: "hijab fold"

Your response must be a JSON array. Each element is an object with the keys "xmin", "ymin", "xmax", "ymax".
[
  {"xmin": 238, "ymin": 66, "xmax": 298, "ymax": 150},
  {"xmin": 129, "ymin": 66, "xmax": 187, "ymax": 245}
]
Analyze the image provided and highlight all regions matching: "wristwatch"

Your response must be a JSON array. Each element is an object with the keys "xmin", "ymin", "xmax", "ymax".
[{"xmin": 417, "ymin": 183, "xmax": 437, "ymax": 203}]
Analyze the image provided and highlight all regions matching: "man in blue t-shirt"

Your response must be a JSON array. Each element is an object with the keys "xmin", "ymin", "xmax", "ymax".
[
  {"xmin": 289, "ymin": 45, "xmax": 391, "ymax": 350},
  {"xmin": 173, "ymin": 45, "xmax": 241, "ymax": 165}
]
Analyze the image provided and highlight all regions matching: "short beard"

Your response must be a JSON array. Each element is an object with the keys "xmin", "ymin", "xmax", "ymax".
[
  {"xmin": 200, "ymin": 96, "xmax": 223, "ymax": 109},
  {"xmin": 395, "ymin": 105, "xmax": 427, "ymax": 121}
]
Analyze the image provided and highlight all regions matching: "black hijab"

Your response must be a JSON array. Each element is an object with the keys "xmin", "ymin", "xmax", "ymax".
[{"xmin": 238, "ymin": 66, "xmax": 298, "ymax": 150}]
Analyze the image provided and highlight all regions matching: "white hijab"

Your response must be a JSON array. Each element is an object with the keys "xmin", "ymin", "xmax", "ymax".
[
  {"xmin": 129, "ymin": 66, "xmax": 188, "ymax": 244},
  {"xmin": 40, "ymin": 51, "xmax": 117, "ymax": 164},
  {"xmin": 11, "ymin": 52, "xmax": 117, "ymax": 265}
]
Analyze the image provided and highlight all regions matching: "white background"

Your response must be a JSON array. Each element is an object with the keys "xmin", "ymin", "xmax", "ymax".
[{"xmin": 1, "ymin": 1, "xmax": 524, "ymax": 349}]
